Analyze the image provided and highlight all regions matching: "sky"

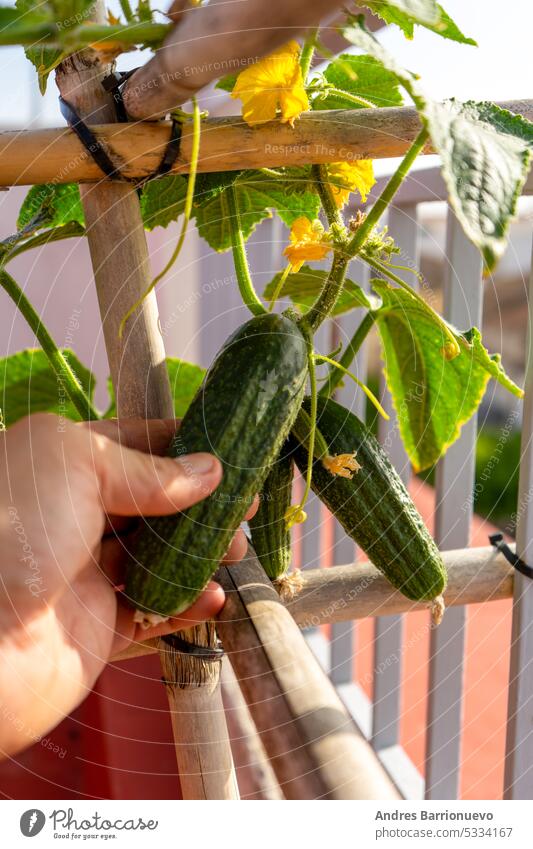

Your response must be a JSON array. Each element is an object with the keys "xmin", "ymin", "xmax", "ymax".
[{"xmin": 0, "ymin": 0, "xmax": 531, "ymax": 128}]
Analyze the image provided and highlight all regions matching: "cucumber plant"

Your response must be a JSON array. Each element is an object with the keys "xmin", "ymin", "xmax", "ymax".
[{"xmin": 0, "ymin": 1, "xmax": 530, "ymax": 619}]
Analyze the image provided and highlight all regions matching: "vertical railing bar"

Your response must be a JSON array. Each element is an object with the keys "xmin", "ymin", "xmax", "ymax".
[
  {"xmin": 330, "ymin": 259, "xmax": 371, "ymax": 686},
  {"xmin": 425, "ymin": 208, "xmax": 484, "ymax": 800},
  {"xmin": 372, "ymin": 205, "xmax": 418, "ymax": 753},
  {"xmin": 503, "ymin": 239, "xmax": 533, "ymax": 800}
]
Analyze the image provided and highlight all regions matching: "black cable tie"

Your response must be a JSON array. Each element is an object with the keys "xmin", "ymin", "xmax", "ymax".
[
  {"xmin": 59, "ymin": 95, "xmax": 123, "ymax": 181},
  {"xmin": 101, "ymin": 69, "xmax": 183, "ymax": 182},
  {"xmin": 489, "ymin": 532, "xmax": 533, "ymax": 580},
  {"xmin": 161, "ymin": 632, "xmax": 225, "ymax": 661}
]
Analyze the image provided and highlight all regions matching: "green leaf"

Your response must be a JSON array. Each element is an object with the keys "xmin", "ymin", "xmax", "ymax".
[
  {"xmin": 0, "ymin": 221, "xmax": 85, "ymax": 265},
  {"xmin": 361, "ymin": 1, "xmax": 475, "ymax": 45},
  {"xmin": 362, "ymin": 0, "xmax": 440, "ymax": 25},
  {"xmin": 105, "ymin": 357, "xmax": 204, "ymax": 418},
  {"xmin": 314, "ymin": 54, "xmax": 403, "ymax": 110},
  {"xmin": 17, "ymin": 183, "xmax": 84, "ymax": 232},
  {"xmin": 194, "ymin": 170, "xmax": 243, "ymax": 204},
  {"xmin": 341, "ymin": 15, "xmax": 423, "ymax": 106},
  {"xmin": 140, "ymin": 175, "xmax": 188, "ymax": 230},
  {"xmin": 215, "ymin": 73, "xmax": 237, "ymax": 93},
  {"xmin": 196, "ymin": 184, "xmax": 271, "ymax": 252},
  {"xmin": 372, "ymin": 279, "xmax": 522, "ymax": 471},
  {"xmin": 424, "ymin": 99, "xmax": 533, "ymax": 270},
  {"xmin": 238, "ymin": 171, "xmax": 320, "ymax": 226},
  {"xmin": 0, "ymin": 348, "xmax": 96, "ymax": 427},
  {"xmin": 264, "ymin": 265, "xmax": 377, "ymax": 315}
]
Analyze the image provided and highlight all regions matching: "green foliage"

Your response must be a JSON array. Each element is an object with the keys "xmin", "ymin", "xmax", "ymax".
[
  {"xmin": 373, "ymin": 280, "xmax": 522, "ymax": 471},
  {"xmin": 424, "ymin": 100, "xmax": 533, "ymax": 270},
  {"xmin": 361, "ymin": 1, "xmax": 476, "ymax": 44},
  {"xmin": 313, "ymin": 54, "xmax": 403, "ymax": 110},
  {"xmin": 17, "ymin": 183, "xmax": 84, "ymax": 231},
  {"xmin": 342, "ymin": 15, "xmax": 424, "ymax": 107},
  {"xmin": 105, "ymin": 357, "xmax": 205, "ymax": 418},
  {"xmin": 264, "ymin": 265, "xmax": 377, "ymax": 315},
  {"xmin": 361, "ymin": 0, "xmax": 440, "ymax": 26},
  {"xmin": 0, "ymin": 221, "xmax": 84, "ymax": 265},
  {"xmin": 215, "ymin": 73, "xmax": 237, "ymax": 93},
  {"xmin": 140, "ymin": 175, "xmax": 188, "ymax": 230},
  {"xmin": 0, "ymin": 347, "xmax": 95, "ymax": 426}
]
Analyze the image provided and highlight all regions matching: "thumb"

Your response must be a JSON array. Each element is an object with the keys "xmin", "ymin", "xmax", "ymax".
[{"xmin": 89, "ymin": 430, "xmax": 222, "ymax": 517}]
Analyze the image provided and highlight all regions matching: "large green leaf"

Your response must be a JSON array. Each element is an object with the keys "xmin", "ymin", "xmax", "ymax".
[
  {"xmin": 373, "ymin": 280, "xmax": 523, "ymax": 471},
  {"xmin": 17, "ymin": 183, "xmax": 84, "ymax": 231},
  {"xmin": 424, "ymin": 100, "xmax": 533, "ymax": 270},
  {"xmin": 0, "ymin": 348, "xmax": 96, "ymax": 427},
  {"xmin": 15, "ymin": 0, "xmax": 64, "ymax": 93},
  {"xmin": 362, "ymin": 0, "xmax": 440, "ymax": 25},
  {"xmin": 313, "ymin": 54, "xmax": 403, "ymax": 111},
  {"xmin": 264, "ymin": 265, "xmax": 377, "ymax": 315},
  {"xmin": 140, "ymin": 175, "xmax": 188, "ymax": 230},
  {"xmin": 341, "ymin": 16, "xmax": 423, "ymax": 106},
  {"xmin": 361, "ymin": 1, "xmax": 476, "ymax": 45},
  {"xmin": 195, "ymin": 172, "xmax": 319, "ymax": 251},
  {"xmin": 105, "ymin": 357, "xmax": 205, "ymax": 418}
]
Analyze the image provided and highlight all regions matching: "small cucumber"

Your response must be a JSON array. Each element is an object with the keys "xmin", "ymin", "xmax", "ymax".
[
  {"xmin": 291, "ymin": 396, "xmax": 447, "ymax": 602},
  {"xmin": 249, "ymin": 450, "xmax": 294, "ymax": 580},
  {"xmin": 125, "ymin": 313, "xmax": 308, "ymax": 622}
]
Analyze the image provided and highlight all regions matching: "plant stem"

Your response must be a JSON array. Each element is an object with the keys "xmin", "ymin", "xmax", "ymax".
[
  {"xmin": 118, "ymin": 0, "xmax": 135, "ymax": 22},
  {"xmin": 325, "ymin": 88, "xmax": 376, "ymax": 109},
  {"xmin": 312, "ymin": 164, "xmax": 344, "ymax": 229},
  {"xmin": 0, "ymin": 269, "xmax": 99, "ymax": 421},
  {"xmin": 319, "ymin": 311, "xmax": 376, "ymax": 397},
  {"xmin": 300, "ymin": 28, "xmax": 318, "ymax": 82},
  {"xmin": 268, "ymin": 263, "xmax": 292, "ymax": 311},
  {"xmin": 347, "ymin": 128, "xmax": 428, "ymax": 257},
  {"xmin": 301, "ymin": 251, "xmax": 349, "ymax": 333},
  {"xmin": 314, "ymin": 354, "xmax": 389, "ymax": 419},
  {"xmin": 225, "ymin": 185, "xmax": 267, "ymax": 317},
  {"xmin": 301, "ymin": 343, "xmax": 318, "ymax": 506}
]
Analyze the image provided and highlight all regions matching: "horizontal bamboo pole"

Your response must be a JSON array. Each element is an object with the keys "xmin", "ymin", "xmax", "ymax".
[
  {"xmin": 215, "ymin": 548, "xmax": 399, "ymax": 800},
  {"xmin": 113, "ymin": 544, "xmax": 514, "ymax": 663},
  {"xmin": 1, "ymin": 100, "xmax": 531, "ymax": 187}
]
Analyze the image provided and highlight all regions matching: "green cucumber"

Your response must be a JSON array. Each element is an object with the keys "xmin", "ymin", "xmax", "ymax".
[
  {"xmin": 291, "ymin": 396, "xmax": 446, "ymax": 602},
  {"xmin": 125, "ymin": 313, "xmax": 308, "ymax": 622},
  {"xmin": 249, "ymin": 450, "xmax": 294, "ymax": 579}
]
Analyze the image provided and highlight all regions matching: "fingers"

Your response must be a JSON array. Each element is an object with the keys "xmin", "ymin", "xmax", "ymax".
[
  {"xmin": 83, "ymin": 418, "xmax": 178, "ymax": 456},
  {"xmin": 90, "ymin": 429, "xmax": 223, "ymax": 517},
  {"xmin": 111, "ymin": 581, "xmax": 226, "ymax": 657}
]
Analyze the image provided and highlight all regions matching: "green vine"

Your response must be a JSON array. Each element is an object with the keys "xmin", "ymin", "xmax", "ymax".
[
  {"xmin": 0, "ymin": 269, "xmax": 99, "ymax": 421},
  {"xmin": 225, "ymin": 184, "xmax": 268, "ymax": 317}
]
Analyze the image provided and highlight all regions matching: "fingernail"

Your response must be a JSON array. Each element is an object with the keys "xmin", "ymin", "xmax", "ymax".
[{"xmin": 176, "ymin": 452, "xmax": 218, "ymax": 476}]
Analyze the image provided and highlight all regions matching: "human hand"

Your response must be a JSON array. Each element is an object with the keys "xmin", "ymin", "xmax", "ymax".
[{"xmin": 0, "ymin": 414, "xmax": 255, "ymax": 758}]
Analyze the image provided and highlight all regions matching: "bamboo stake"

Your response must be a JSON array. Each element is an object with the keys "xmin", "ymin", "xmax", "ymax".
[
  {"xmin": 1, "ymin": 100, "xmax": 531, "ymax": 187},
  {"xmin": 114, "ymin": 544, "xmax": 515, "ymax": 662},
  {"xmin": 55, "ymin": 3, "xmax": 237, "ymax": 801},
  {"xmin": 215, "ymin": 548, "xmax": 400, "ymax": 800}
]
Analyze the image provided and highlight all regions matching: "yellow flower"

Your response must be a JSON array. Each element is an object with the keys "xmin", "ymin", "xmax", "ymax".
[
  {"xmin": 231, "ymin": 41, "xmax": 309, "ymax": 127},
  {"xmin": 326, "ymin": 160, "xmax": 376, "ymax": 208},
  {"xmin": 322, "ymin": 452, "xmax": 361, "ymax": 479},
  {"xmin": 283, "ymin": 217, "xmax": 332, "ymax": 273}
]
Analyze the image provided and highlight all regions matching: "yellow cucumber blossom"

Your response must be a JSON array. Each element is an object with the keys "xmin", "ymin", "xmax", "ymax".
[
  {"xmin": 284, "ymin": 504, "xmax": 308, "ymax": 529},
  {"xmin": 231, "ymin": 41, "xmax": 309, "ymax": 127},
  {"xmin": 322, "ymin": 452, "xmax": 361, "ymax": 479},
  {"xmin": 326, "ymin": 160, "xmax": 376, "ymax": 208},
  {"xmin": 283, "ymin": 217, "xmax": 332, "ymax": 273}
]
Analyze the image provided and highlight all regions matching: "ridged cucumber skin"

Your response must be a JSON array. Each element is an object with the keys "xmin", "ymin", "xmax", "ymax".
[
  {"xmin": 249, "ymin": 450, "xmax": 294, "ymax": 579},
  {"xmin": 291, "ymin": 397, "xmax": 446, "ymax": 602},
  {"xmin": 125, "ymin": 314, "xmax": 308, "ymax": 617}
]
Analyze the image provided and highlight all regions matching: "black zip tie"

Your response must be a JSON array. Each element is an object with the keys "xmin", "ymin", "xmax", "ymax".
[
  {"xmin": 489, "ymin": 532, "xmax": 533, "ymax": 580},
  {"xmin": 161, "ymin": 632, "xmax": 225, "ymax": 661},
  {"xmin": 59, "ymin": 95, "xmax": 123, "ymax": 181},
  {"xmin": 101, "ymin": 69, "xmax": 183, "ymax": 181}
]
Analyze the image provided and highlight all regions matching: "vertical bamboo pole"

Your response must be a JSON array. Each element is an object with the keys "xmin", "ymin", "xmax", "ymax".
[{"xmin": 55, "ymin": 3, "xmax": 237, "ymax": 800}]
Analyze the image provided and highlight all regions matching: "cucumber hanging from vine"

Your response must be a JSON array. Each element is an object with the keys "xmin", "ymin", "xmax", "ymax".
[{"xmin": 125, "ymin": 312, "xmax": 308, "ymax": 624}]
